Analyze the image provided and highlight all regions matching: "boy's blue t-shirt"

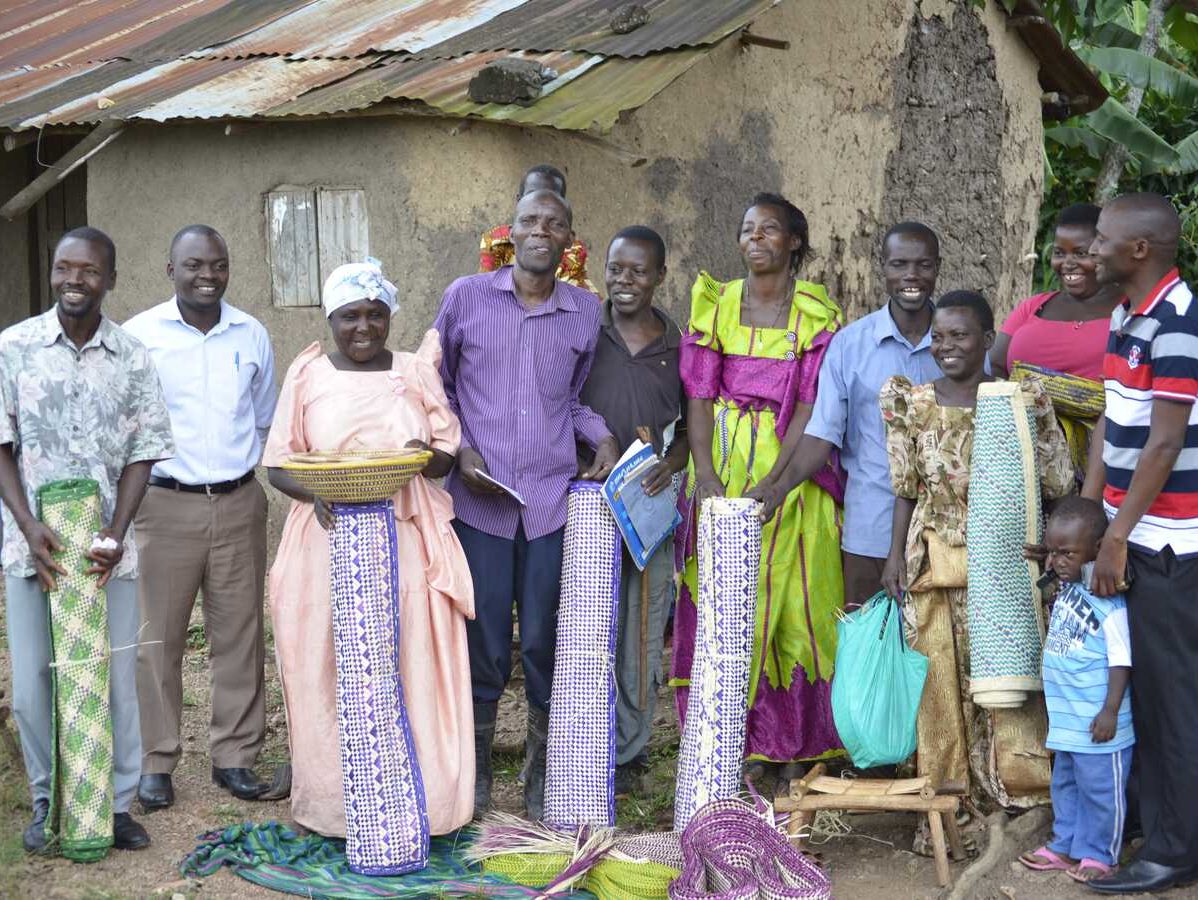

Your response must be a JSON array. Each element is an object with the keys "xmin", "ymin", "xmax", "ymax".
[{"xmin": 1042, "ymin": 576, "xmax": 1134, "ymax": 754}]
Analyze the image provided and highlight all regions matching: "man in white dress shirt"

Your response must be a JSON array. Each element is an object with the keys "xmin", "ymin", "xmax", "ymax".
[{"xmin": 124, "ymin": 225, "xmax": 277, "ymax": 810}]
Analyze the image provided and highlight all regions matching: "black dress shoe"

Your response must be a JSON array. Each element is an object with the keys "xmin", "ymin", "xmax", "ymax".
[
  {"xmin": 112, "ymin": 812, "xmax": 150, "ymax": 851},
  {"xmin": 1088, "ymin": 858, "xmax": 1198, "ymax": 894},
  {"xmin": 138, "ymin": 773, "xmax": 174, "ymax": 812},
  {"xmin": 22, "ymin": 799, "xmax": 49, "ymax": 853},
  {"xmin": 211, "ymin": 766, "xmax": 268, "ymax": 800}
]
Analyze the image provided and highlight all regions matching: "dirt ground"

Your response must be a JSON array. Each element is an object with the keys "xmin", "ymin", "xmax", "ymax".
[{"xmin": 2, "ymin": 597, "xmax": 1197, "ymax": 900}]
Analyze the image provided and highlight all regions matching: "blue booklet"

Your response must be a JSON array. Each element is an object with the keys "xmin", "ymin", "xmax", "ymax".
[{"xmin": 602, "ymin": 439, "xmax": 682, "ymax": 570}]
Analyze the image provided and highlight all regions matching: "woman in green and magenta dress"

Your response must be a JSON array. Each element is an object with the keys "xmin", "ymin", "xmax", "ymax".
[{"xmin": 672, "ymin": 192, "xmax": 845, "ymax": 771}]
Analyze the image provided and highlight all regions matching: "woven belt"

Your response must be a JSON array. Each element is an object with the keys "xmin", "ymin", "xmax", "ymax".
[{"xmin": 149, "ymin": 472, "xmax": 254, "ymax": 496}]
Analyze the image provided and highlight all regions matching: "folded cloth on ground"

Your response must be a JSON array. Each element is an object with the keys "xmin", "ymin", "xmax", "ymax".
[{"xmin": 180, "ymin": 821, "xmax": 551, "ymax": 899}]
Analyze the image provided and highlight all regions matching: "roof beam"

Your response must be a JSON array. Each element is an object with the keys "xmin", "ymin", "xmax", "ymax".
[{"xmin": 0, "ymin": 120, "xmax": 124, "ymax": 221}]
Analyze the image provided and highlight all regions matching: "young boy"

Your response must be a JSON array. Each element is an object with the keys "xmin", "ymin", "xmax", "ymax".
[{"xmin": 1020, "ymin": 496, "xmax": 1134, "ymax": 882}]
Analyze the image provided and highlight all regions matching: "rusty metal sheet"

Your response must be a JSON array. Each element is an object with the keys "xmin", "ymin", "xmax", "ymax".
[
  {"xmin": 191, "ymin": 0, "xmax": 527, "ymax": 60},
  {"xmin": 0, "ymin": 62, "xmax": 104, "ymax": 108},
  {"xmin": 266, "ymin": 46, "xmax": 703, "ymax": 134},
  {"xmin": 425, "ymin": 49, "xmax": 706, "ymax": 132},
  {"xmin": 0, "ymin": 0, "xmax": 237, "ymax": 68},
  {"xmin": 7, "ymin": 56, "xmax": 371, "ymax": 128},
  {"xmin": 0, "ymin": 59, "xmax": 161, "ymax": 128},
  {"xmin": 14, "ymin": 57, "xmax": 253, "ymax": 128},
  {"xmin": 124, "ymin": 0, "xmax": 318, "ymax": 61},
  {"xmin": 415, "ymin": 0, "xmax": 780, "ymax": 59},
  {"xmin": 132, "ymin": 57, "xmax": 371, "ymax": 121},
  {"xmin": 264, "ymin": 49, "xmax": 597, "ymax": 119}
]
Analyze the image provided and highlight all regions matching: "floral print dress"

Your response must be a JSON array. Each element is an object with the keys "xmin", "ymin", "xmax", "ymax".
[{"xmin": 879, "ymin": 375, "xmax": 1073, "ymax": 833}]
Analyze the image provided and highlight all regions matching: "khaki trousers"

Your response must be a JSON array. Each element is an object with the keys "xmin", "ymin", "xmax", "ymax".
[{"xmin": 134, "ymin": 478, "xmax": 268, "ymax": 774}]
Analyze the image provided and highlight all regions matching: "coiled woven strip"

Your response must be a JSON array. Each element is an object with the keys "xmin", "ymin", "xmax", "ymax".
[{"xmin": 668, "ymin": 798, "xmax": 831, "ymax": 900}]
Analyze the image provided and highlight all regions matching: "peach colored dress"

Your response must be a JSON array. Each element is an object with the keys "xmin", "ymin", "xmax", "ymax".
[{"xmin": 262, "ymin": 330, "xmax": 475, "ymax": 837}]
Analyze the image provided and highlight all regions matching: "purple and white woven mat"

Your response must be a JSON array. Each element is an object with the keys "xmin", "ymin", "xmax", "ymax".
[
  {"xmin": 329, "ymin": 500, "xmax": 429, "ymax": 875},
  {"xmin": 545, "ymin": 480, "xmax": 622, "ymax": 828},
  {"xmin": 674, "ymin": 497, "xmax": 760, "ymax": 831},
  {"xmin": 669, "ymin": 798, "xmax": 832, "ymax": 899}
]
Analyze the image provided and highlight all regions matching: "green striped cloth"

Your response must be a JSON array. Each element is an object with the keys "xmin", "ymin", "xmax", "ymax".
[
  {"xmin": 181, "ymin": 822, "xmax": 599, "ymax": 898},
  {"xmin": 38, "ymin": 478, "xmax": 113, "ymax": 862}
]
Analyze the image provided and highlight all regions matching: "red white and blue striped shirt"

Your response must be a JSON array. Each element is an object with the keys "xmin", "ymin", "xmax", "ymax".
[
  {"xmin": 434, "ymin": 267, "xmax": 611, "ymax": 540},
  {"xmin": 1102, "ymin": 268, "xmax": 1198, "ymax": 552}
]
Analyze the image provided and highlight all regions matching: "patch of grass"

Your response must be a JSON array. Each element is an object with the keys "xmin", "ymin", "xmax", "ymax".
[
  {"xmin": 211, "ymin": 802, "xmax": 243, "ymax": 826},
  {"xmin": 616, "ymin": 740, "xmax": 679, "ymax": 832},
  {"xmin": 77, "ymin": 889, "xmax": 135, "ymax": 900},
  {"xmin": 493, "ymin": 750, "xmax": 523, "ymax": 782},
  {"xmin": 0, "ymin": 753, "xmax": 32, "ymax": 898},
  {"xmin": 185, "ymin": 620, "xmax": 207, "ymax": 651}
]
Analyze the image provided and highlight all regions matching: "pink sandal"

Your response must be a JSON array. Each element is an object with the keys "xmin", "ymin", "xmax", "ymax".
[
  {"xmin": 1067, "ymin": 859, "xmax": 1116, "ymax": 882},
  {"xmin": 1019, "ymin": 846, "xmax": 1073, "ymax": 871}
]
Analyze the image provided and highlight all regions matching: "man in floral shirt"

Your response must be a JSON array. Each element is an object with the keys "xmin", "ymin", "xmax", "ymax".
[{"xmin": 0, "ymin": 227, "xmax": 174, "ymax": 854}]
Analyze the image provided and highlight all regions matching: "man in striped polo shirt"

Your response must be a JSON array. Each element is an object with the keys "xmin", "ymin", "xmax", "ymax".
[
  {"xmin": 1084, "ymin": 193, "xmax": 1198, "ymax": 894},
  {"xmin": 435, "ymin": 188, "xmax": 619, "ymax": 823}
]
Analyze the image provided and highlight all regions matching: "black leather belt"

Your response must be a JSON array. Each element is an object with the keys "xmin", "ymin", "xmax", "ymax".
[{"xmin": 149, "ymin": 471, "xmax": 254, "ymax": 495}]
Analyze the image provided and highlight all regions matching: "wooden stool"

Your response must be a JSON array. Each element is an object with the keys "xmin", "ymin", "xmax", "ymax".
[{"xmin": 774, "ymin": 763, "xmax": 967, "ymax": 888}]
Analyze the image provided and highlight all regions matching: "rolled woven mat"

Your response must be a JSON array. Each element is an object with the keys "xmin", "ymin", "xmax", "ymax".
[
  {"xmin": 674, "ymin": 497, "xmax": 760, "ymax": 831},
  {"xmin": 966, "ymin": 381, "xmax": 1046, "ymax": 708},
  {"xmin": 1008, "ymin": 361, "xmax": 1104, "ymax": 419},
  {"xmin": 668, "ymin": 798, "xmax": 831, "ymax": 900},
  {"xmin": 546, "ymin": 480, "xmax": 622, "ymax": 829},
  {"xmin": 329, "ymin": 500, "xmax": 429, "ymax": 875},
  {"xmin": 37, "ymin": 478, "xmax": 114, "ymax": 862}
]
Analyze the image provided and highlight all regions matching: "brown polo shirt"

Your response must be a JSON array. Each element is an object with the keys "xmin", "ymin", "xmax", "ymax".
[{"xmin": 579, "ymin": 302, "xmax": 687, "ymax": 460}]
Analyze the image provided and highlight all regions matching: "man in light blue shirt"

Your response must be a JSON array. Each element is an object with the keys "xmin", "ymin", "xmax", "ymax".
[
  {"xmin": 123, "ymin": 225, "xmax": 277, "ymax": 811},
  {"xmin": 751, "ymin": 223, "xmax": 942, "ymax": 606}
]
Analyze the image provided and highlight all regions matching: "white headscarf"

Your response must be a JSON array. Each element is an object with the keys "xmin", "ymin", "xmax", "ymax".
[{"xmin": 321, "ymin": 258, "xmax": 399, "ymax": 318}]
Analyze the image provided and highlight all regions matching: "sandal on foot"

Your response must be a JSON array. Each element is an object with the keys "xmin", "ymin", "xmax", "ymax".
[
  {"xmin": 1019, "ymin": 846, "xmax": 1074, "ymax": 871},
  {"xmin": 1067, "ymin": 859, "xmax": 1115, "ymax": 882}
]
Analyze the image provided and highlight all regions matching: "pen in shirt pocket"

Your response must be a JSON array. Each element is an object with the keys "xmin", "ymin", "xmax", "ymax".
[{"xmin": 234, "ymin": 351, "xmax": 240, "ymax": 372}]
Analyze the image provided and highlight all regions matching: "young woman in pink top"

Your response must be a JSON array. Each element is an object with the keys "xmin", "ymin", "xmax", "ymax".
[
  {"xmin": 990, "ymin": 204, "xmax": 1122, "ymax": 477},
  {"xmin": 991, "ymin": 204, "xmax": 1122, "ymax": 381}
]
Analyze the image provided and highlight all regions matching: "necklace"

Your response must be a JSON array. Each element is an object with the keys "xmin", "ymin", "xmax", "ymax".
[{"xmin": 746, "ymin": 276, "xmax": 794, "ymax": 346}]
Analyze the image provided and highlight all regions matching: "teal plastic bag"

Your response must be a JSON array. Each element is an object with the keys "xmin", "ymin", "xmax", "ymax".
[{"xmin": 830, "ymin": 592, "xmax": 929, "ymax": 769}]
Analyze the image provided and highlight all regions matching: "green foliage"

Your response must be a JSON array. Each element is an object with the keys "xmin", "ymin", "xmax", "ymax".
[{"xmin": 1034, "ymin": 0, "xmax": 1198, "ymax": 284}]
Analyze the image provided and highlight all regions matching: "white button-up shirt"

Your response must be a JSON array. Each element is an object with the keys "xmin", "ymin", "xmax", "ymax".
[{"xmin": 124, "ymin": 298, "xmax": 277, "ymax": 485}]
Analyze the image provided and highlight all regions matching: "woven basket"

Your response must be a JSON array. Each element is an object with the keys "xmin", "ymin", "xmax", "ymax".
[{"xmin": 282, "ymin": 449, "xmax": 432, "ymax": 503}]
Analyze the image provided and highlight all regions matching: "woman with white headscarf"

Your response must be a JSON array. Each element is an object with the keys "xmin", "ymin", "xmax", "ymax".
[{"xmin": 264, "ymin": 260, "xmax": 475, "ymax": 837}]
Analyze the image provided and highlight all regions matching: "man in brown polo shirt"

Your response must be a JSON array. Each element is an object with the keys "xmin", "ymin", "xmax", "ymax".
[{"xmin": 579, "ymin": 225, "xmax": 688, "ymax": 797}]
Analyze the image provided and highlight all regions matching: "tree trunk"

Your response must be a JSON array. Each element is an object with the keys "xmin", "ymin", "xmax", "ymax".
[{"xmin": 1093, "ymin": 0, "xmax": 1172, "ymax": 202}]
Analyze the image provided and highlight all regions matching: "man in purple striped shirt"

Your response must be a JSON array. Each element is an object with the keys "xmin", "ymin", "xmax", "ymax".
[{"xmin": 434, "ymin": 189, "xmax": 618, "ymax": 822}]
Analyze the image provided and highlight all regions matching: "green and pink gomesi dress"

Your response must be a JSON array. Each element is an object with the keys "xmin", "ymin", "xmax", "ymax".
[{"xmin": 672, "ymin": 273, "xmax": 846, "ymax": 763}]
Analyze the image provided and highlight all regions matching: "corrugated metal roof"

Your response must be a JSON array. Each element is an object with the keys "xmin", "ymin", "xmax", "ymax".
[
  {"xmin": 414, "ymin": 0, "xmax": 780, "ymax": 59},
  {"xmin": 190, "ymin": 0, "xmax": 531, "ymax": 60},
  {"xmin": 0, "ymin": 0, "xmax": 771, "ymax": 133},
  {"xmin": 0, "ymin": 0, "xmax": 316, "ymax": 67},
  {"xmin": 0, "ymin": 0, "xmax": 235, "ymax": 68},
  {"xmin": 0, "ymin": 0, "xmax": 1104, "ymax": 133}
]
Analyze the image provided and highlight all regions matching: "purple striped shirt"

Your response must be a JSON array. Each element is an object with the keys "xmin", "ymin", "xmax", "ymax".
[{"xmin": 434, "ymin": 267, "xmax": 611, "ymax": 540}]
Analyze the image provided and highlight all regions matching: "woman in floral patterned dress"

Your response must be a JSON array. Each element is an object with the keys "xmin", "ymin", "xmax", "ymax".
[{"xmin": 880, "ymin": 291, "xmax": 1073, "ymax": 852}]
